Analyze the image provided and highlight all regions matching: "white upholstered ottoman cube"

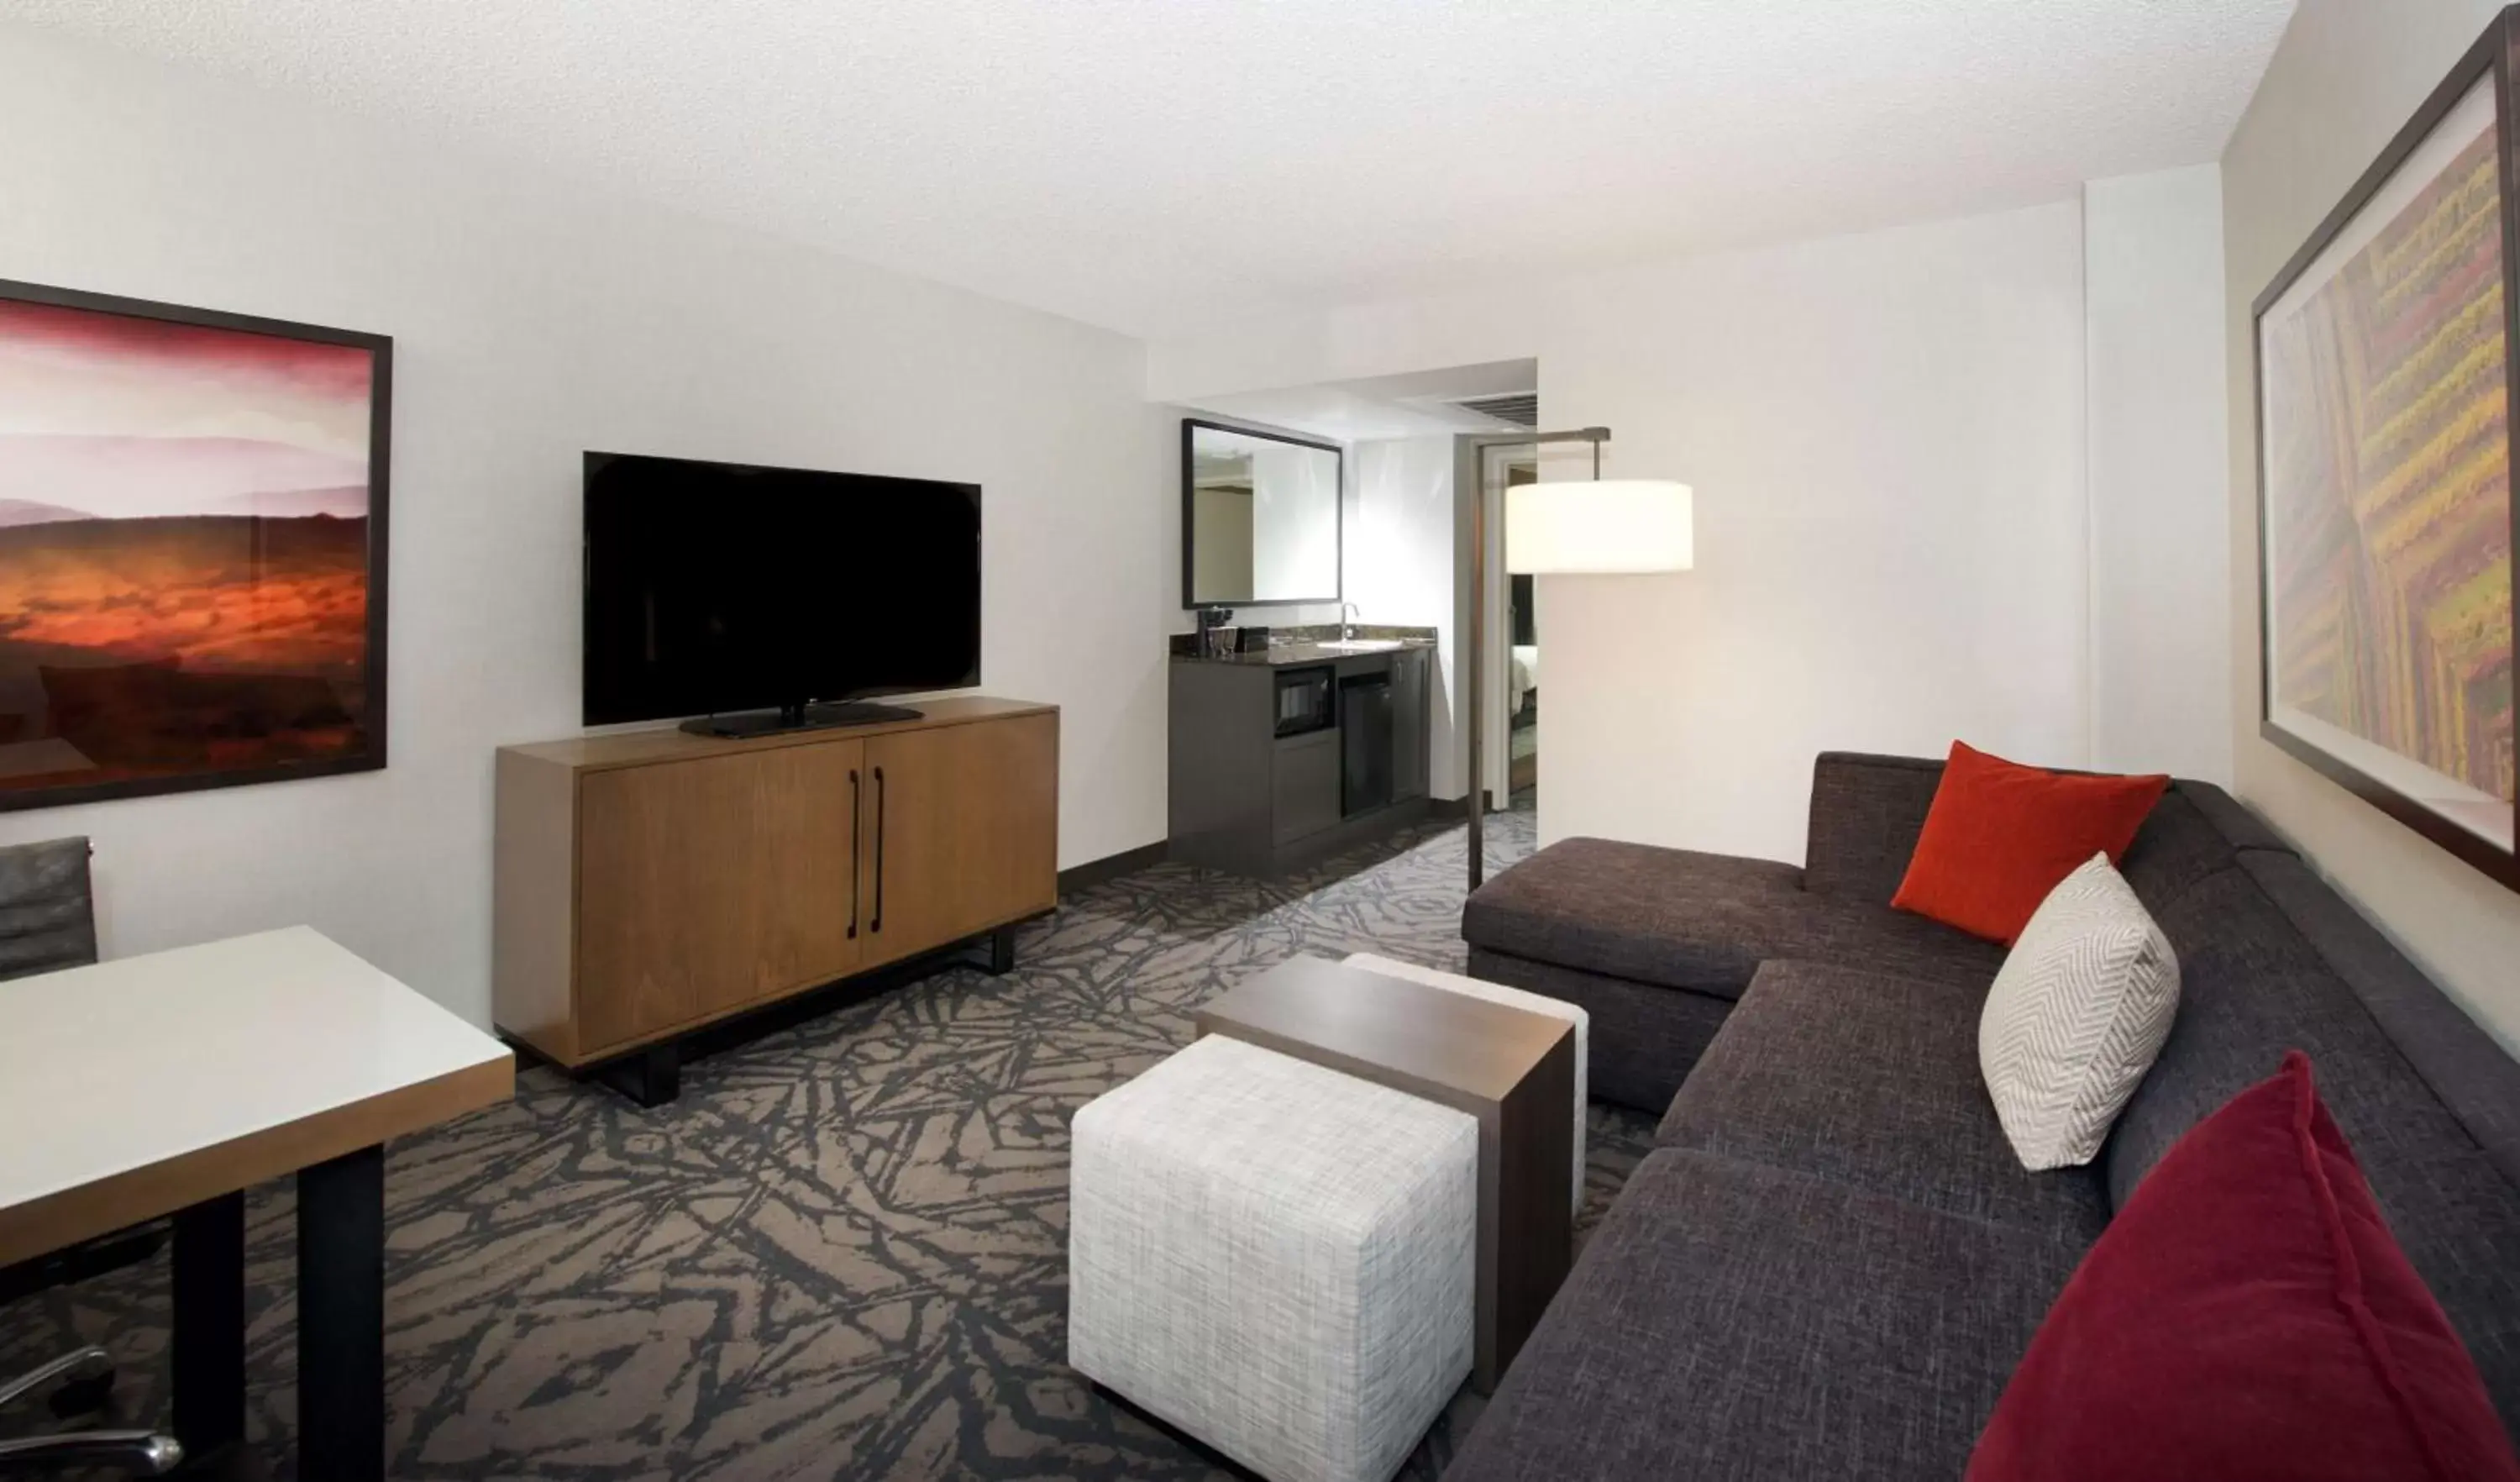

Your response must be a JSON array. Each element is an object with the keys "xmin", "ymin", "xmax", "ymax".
[
  {"xmin": 1068, "ymin": 1033, "xmax": 1477, "ymax": 1482},
  {"xmin": 1341, "ymin": 952, "xmax": 1590, "ymax": 1213}
]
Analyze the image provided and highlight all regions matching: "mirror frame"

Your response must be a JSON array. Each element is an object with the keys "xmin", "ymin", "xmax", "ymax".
[{"xmin": 1180, "ymin": 416, "xmax": 1343, "ymax": 609}]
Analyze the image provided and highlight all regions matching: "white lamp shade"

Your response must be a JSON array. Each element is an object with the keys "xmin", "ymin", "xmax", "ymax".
[{"xmin": 1506, "ymin": 479, "xmax": 1693, "ymax": 574}]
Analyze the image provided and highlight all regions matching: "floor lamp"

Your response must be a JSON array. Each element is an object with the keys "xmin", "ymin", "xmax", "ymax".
[{"xmin": 1466, "ymin": 430, "xmax": 1693, "ymax": 890}]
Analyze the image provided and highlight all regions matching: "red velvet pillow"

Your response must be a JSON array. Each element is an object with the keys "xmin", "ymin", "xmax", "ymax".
[
  {"xmin": 1889, "ymin": 740, "xmax": 2166, "ymax": 942},
  {"xmin": 1968, "ymin": 1052, "xmax": 2520, "ymax": 1482}
]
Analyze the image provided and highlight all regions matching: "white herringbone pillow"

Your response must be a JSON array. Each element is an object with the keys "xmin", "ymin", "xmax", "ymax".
[{"xmin": 1979, "ymin": 852, "xmax": 2180, "ymax": 1170}]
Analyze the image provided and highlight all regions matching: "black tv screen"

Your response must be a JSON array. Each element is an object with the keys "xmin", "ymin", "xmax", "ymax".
[{"xmin": 582, "ymin": 452, "xmax": 981, "ymax": 725}]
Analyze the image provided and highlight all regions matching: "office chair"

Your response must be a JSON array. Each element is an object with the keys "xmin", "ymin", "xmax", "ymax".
[
  {"xmin": 0, "ymin": 837, "xmax": 183, "ymax": 1475},
  {"xmin": 0, "ymin": 1350, "xmax": 180, "ymax": 1473}
]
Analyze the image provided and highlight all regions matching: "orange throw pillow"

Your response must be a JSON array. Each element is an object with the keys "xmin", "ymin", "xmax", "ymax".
[{"xmin": 1890, "ymin": 741, "xmax": 2167, "ymax": 943}]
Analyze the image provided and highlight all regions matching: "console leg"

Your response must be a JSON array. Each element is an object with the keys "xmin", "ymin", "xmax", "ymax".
[
  {"xmin": 596, "ymin": 1042, "xmax": 680, "ymax": 1107},
  {"xmin": 985, "ymin": 926, "xmax": 1016, "ymax": 976}
]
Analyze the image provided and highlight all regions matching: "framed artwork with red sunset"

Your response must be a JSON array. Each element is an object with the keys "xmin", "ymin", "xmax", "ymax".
[{"xmin": 0, "ymin": 279, "xmax": 390, "ymax": 812}]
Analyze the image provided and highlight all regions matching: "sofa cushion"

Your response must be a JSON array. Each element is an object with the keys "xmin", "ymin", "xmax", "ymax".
[
  {"xmin": 1463, "ymin": 837, "xmax": 2002, "ymax": 1001},
  {"xmin": 2241, "ymin": 851, "xmax": 2520, "ymax": 1192},
  {"xmin": 1971, "ymin": 1052, "xmax": 2520, "ymax": 1482},
  {"xmin": 1657, "ymin": 960, "xmax": 2110, "ymax": 1243},
  {"xmin": 1438, "ymin": 1148, "xmax": 2084, "ymax": 1482},
  {"xmin": 1803, "ymin": 750, "xmax": 1945, "ymax": 903},
  {"xmin": 2117, "ymin": 785, "xmax": 2265, "ymax": 913},
  {"xmin": 2168, "ymin": 775, "xmax": 2294, "ymax": 855},
  {"xmin": 2102, "ymin": 864, "xmax": 2520, "ymax": 1438},
  {"xmin": 1466, "ymin": 947, "xmax": 1730, "ymax": 1114},
  {"xmin": 1800, "ymin": 752, "xmax": 2277, "ymax": 912}
]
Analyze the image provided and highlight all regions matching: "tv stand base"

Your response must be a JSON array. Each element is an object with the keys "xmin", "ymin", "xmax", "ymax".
[
  {"xmin": 681, "ymin": 701, "xmax": 924, "ymax": 738},
  {"xmin": 576, "ymin": 923, "xmax": 1028, "ymax": 1106}
]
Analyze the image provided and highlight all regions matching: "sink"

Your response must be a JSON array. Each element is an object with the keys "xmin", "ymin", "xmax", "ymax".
[{"xmin": 1312, "ymin": 639, "xmax": 1404, "ymax": 653}]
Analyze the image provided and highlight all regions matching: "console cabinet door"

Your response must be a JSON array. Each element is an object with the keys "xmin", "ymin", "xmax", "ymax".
[
  {"xmin": 576, "ymin": 739, "xmax": 864, "ymax": 1052},
  {"xmin": 859, "ymin": 714, "xmax": 1058, "ymax": 967},
  {"xmin": 1271, "ymin": 730, "xmax": 1342, "ymax": 844},
  {"xmin": 748, "ymin": 742, "xmax": 871, "ymax": 995}
]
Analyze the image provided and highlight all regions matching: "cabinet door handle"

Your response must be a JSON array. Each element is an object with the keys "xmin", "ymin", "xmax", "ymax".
[
  {"xmin": 848, "ymin": 768, "xmax": 861, "ymax": 940},
  {"xmin": 871, "ymin": 765, "xmax": 887, "ymax": 933}
]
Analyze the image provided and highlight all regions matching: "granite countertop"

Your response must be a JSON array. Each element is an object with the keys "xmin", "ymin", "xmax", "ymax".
[
  {"xmin": 1174, "ymin": 639, "xmax": 1437, "ymax": 667},
  {"xmin": 1170, "ymin": 623, "xmax": 1438, "ymax": 667}
]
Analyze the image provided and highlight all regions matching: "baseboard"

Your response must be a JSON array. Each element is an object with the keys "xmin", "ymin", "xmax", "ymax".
[{"xmin": 1058, "ymin": 840, "xmax": 1168, "ymax": 893}]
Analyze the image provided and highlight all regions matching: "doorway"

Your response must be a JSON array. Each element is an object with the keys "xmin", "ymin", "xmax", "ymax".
[
  {"xmin": 1504, "ymin": 464, "xmax": 1538, "ymax": 807},
  {"xmin": 1509, "ymin": 570, "xmax": 1536, "ymax": 800},
  {"xmin": 1476, "ymin": 447, "xmax": 1538, "ymax": 817}
]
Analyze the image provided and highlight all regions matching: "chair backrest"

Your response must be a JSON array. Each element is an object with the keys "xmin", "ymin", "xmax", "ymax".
[{"xmin": 0, "ymin": 836, "xmax": 96, "ymax": 981}]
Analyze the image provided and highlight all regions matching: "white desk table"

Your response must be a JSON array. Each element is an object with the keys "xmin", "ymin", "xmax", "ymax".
[{"xmin": 0, "ymin": 927, "xmax": 512, "ymax": 1479}]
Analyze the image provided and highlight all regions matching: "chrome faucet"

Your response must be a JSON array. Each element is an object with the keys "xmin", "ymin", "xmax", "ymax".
[{"xmin": 1340, "ymin": 601, "xmax": 1362, "ymax": 644}]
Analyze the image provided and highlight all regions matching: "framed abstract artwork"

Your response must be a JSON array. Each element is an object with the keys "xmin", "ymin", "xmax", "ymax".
[
  {"xmin": 0, "ymin": 280, "xmax": 391, "ymax": 812},
  {"xmin": 2255, "ymin": 13, "xmax": 2520, "ymax": 893}
]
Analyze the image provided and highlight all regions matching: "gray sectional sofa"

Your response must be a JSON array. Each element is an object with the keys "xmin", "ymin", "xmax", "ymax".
[{"xmin": 1444, "ymin": 750, "xmax": 2520, "ymax": 1480}]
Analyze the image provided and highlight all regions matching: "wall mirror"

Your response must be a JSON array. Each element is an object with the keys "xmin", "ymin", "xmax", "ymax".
[{"xmin": 1182, "ymin": 418, "xmax": 1341, "ymax": 607}]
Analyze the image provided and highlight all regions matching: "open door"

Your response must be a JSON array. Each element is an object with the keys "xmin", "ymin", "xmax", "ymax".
[{"xmin": 1479, "ymin": 455, "xmax": 1537, "ymax": 811}]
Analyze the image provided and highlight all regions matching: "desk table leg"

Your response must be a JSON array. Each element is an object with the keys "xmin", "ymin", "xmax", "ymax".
[
  {"xmin": 298, "ymin": 1144, "xmax": 385, "ymax": 1482},
  {"xmin": 171, "ymin": 1191, "xmax": 245, "ymax": 1464}
]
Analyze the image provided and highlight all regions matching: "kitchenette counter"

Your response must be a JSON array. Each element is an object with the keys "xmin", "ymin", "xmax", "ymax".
[
  {"xmin": 1166, "ymin": 624, "xmax": 1436, "ymax": 875},
  {"xmin": 1173, "ymin": 638, "xmax": 1436, "ymax": 667},
  {"xmin": 1169, "ymin": 624, "xmax": 1438, "ymax": 667}
]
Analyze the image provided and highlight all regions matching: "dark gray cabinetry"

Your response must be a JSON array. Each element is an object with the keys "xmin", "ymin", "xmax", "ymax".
[
  {"xmin": 1273, "ymin": 732, "xmax": 1342, "ymax": 844},
  {"xmin": 1167, "ymin": 644, "xmax": 1436, "ymax": 876},
  {"xmin": 1391, "ymin": 648, "xmax": 1429, "ymax": 802}
]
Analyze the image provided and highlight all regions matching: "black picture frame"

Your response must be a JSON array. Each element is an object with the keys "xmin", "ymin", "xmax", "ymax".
[
  {"xmin": 1180, "ymin": 416, "xmax": 1343, "ymax": 610},
  {"xmin": 0, "ymin": 278, "xmax": 392, "ymax": 813},
  {"xmin": 2250, "ymin": 8, "xmax": 2520, "ymax": 895}
]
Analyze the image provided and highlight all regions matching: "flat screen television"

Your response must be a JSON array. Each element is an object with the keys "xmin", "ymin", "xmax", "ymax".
[{"xmin": 582, "ymin": 451, "xmax": 981, "ymax": 730}]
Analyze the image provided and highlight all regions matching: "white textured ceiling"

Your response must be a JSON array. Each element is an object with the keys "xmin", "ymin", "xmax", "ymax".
[{"xmin": 8, "ymin": 1, "xmax": 2294, "ymax": 338}]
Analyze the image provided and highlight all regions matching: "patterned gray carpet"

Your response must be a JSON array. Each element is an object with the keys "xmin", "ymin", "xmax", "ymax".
[{"xmin": 0, "ymin": 800, "xmax": 1654, "ymax": 1479}]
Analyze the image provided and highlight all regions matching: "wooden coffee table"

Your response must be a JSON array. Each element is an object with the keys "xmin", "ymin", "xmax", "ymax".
[{"xmin": 1194, "ymin": 955, "xmax": 1576, "ymax": 1390}]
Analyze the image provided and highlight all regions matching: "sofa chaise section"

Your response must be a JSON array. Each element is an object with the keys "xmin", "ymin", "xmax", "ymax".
[
  {"xmin": 1462, "ymin": 836, "xmax": 2004, "ymax": 996},
  {"xmin": 1462, "ymin": 832, "xmax": 2002, "ymax": 1111}
]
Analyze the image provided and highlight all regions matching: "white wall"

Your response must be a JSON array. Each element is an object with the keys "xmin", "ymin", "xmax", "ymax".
[
  {"xmin": 0, "ymin": 24, "xmax": 1173, "ymax": 1027},
  {"xmin": 2223, "ymin": 0, "xmax": 2520, "ymax": 1054},
  {"xmin": 1350, "ymin": 436, "xmax": 1462, "ymax": 796},
  {"xmin": 1533, "ymin": 203, "xmax": 2091, "ymax": 859},
  {"xmin": 2085, "ymin": 166, "xmax": 2233, "ymax": 784}
]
